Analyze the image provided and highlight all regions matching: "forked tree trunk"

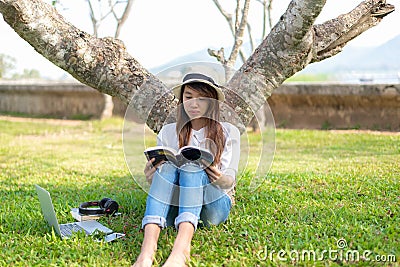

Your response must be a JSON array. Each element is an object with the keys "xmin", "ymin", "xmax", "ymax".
[{"xmin": 0, "ymin": 0, "xmax": 394, "ymax": 132}]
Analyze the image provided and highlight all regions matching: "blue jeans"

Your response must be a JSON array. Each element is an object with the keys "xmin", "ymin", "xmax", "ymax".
[{"xmin": 142, "ymin": 163, "xmax": 231, "ymax": 231}]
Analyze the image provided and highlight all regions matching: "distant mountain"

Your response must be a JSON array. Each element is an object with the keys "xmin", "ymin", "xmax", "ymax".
[
  {"xmin": 150, "ymin": 49, "xmax": 214, "ymax": 74},
  {"xmin": 149, "ymin": 44, "xmax": 252, "ymax": 74},
  {"xmin": 356, "ymin": 34, "xmax": 400, "ymax": 71},
  {"xmin": 302, "ymin": 34, "xmax": 400, "ymax": 74},
  {"xmin": 300, "ymin": 46, "xmax": 374, "ymax": 73},
  {"xmin": 150, "ymin": 35, "xmax": 400, "ymax": 79}
]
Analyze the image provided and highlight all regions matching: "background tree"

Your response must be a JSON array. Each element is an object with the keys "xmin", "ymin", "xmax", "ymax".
[
  {"xmin": 0, "ymin": 0, "xmax": 395, "ymax": 133},
  {"xmin": 0, "ymin": 53, "xmax": 16, "ymax": 78},
  {"xmin": 209, "ymin": 0, "xmax": 274, "ymax": 132},
  {"xmin": 11, "ymin": 69, "xmax": 41, "ymax": 79},
  {"xmin": 53, "ymin": 0, "xmax": 134, "ymax": 119},
  {"xmin": 0, "ymin": 53, "xmax": 41, "ymax": 79},
  {"xmin": 86, "ymin": 0, "xmax": 133, "ymax": 119}
]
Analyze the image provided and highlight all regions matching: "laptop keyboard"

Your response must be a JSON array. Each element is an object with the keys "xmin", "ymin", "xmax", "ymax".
[{"xmin": 60, "ymin": 223, "xmax": 90, "ymax": 236}]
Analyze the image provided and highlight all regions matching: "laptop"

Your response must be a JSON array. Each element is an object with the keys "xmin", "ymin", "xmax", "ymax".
[{"xmin": 35, "ymin": 184, "xmax": 125, "ymax": 242}]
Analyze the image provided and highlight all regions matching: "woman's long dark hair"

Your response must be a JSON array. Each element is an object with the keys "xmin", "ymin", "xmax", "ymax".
[{"xmin": 176, "ymin": 82, "xmax": 225, "ymax": 165}]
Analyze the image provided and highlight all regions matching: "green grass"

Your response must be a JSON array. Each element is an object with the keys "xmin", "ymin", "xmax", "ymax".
[
  {"xmin": 0, "ymin": 117, "xmax": 399, "ymax": 266},
  {"xmin": 285, "ymin": 73, "xmax": 333, "ymax": 82}
]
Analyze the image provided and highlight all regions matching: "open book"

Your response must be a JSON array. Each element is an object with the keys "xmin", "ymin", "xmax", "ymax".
[{"xmin": 144, "ymin": 146, "xmax": 214, "ymax": 167}]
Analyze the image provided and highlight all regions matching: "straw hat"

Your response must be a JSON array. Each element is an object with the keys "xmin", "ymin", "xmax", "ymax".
[{"xmin": 172, "ymin": 73, "xmax": 225, "ymax": 101}]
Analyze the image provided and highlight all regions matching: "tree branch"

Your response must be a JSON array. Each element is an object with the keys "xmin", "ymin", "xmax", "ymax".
[
  {"xmin": 212, "ymin": 0, "xmax": 235, "ymax": 36},
  {"xmin": 207, "ymin": 47, "xmax": 226, "ymax": 65},
  {"xmin": 234, "ymin": 0, "xmax": 240, "ymax": 33},
  {"xmin": 0, "ymin": 0, "xmax": 173, "ymax": 132},
  {"xmin": 312, "ymin": 0, "xmax": 395, "ymax": 61},
  {"xmin": 114, "ymin": 0, "xmax": 134, "ymax": 38},
  {"xmin": 246, "ymin": 22, "xmax": 255, "ymax": 52},
  {"xmin": 87, "ymin": 0, "xmax": 99, "ymax": 37},
  {"xmin": 227, "ymin": 0, "xmax": 251, "ymax": 68}
]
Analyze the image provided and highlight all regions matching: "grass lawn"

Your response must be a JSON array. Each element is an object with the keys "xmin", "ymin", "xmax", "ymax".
[{"xmin": 0, "ymin": 116, "xmax": 399, "ymax": 266}]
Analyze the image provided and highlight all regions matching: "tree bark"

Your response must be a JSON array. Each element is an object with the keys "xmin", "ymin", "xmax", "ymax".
[
  {"xmin": 223, "ymin": 0, "xmax": 394, "ymax": 128},
  {"xmin": 0, "ymin": 0, "xmax": 394, "ymax": 132}
]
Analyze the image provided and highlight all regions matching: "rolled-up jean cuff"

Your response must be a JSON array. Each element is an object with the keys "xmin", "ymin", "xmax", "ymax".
[
  {"xmin": 142, "ymin": 215, "xmax": 167, "ymax": 229},
  {"xmin": 174, "ymin": 212, "xmax": 199, "ymax": 231}
]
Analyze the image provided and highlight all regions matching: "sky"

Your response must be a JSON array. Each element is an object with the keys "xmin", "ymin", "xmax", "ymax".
[{"xmin": 0, "ymin": 0, "xmax": 399, "ymax": 79}]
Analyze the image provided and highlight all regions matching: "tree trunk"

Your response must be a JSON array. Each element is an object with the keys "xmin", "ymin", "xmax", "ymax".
[
  {"xmin": 100, "ymin": 94, "xmax": 114, "ymax": 119},
  {"xmin": 0, "ymin": 0, "xmax": 394, "ymax": 133}
]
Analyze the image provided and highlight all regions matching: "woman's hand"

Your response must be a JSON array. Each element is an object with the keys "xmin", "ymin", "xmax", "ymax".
[
  {"xmin": 144, "ymin": 158, "xmax": 164, "ymax": 184},
  {"xmin": 204, "ymin": 164, "xmax": 223, "ymax": 183},
  {"xmin": 204, "ymin": 164, "xmax": 234, "ymax": 189}
]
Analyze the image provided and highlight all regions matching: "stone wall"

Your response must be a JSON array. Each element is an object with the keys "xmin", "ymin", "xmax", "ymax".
[
  {"xmin": 267, "ymin": 83, "xmax": 400, "ymax": 131},
  {"xmin": 0, "ymin": 81, "xmax": 126, "ymax": 119},
  {"xmin": 0, "ymin": 81, "xmax": 399, "ymax": 130}
]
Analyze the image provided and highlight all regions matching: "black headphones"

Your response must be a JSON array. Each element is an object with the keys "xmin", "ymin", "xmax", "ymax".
[{"xmin": 79, "ymin": 198, "xmax": 119, "ymax": 216}]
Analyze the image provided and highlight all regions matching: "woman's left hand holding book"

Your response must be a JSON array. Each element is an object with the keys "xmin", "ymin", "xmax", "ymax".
[
  {"xmin": 202, "ymin": 160, "xmax": 235, "ymax": 189},
  {"xmin": 144, "ymin": 158, "xmax": 165, "ymax": 184}
]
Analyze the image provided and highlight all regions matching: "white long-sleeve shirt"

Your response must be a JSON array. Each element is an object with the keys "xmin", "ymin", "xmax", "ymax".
[{"xmin": 156, "ymin": 122, "xmax": 241, "ymax": 179}]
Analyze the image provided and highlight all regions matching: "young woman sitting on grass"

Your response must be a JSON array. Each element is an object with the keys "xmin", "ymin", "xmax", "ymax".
[{"xmin": 133, "ymin": 73, "xmax": 241, "ymax": 267}]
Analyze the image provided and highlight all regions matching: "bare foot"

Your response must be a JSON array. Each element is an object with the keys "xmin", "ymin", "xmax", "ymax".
[
  {"xmin": 132, "ymin": 253, "xmax": 154, "ymax": 267},
  {"xmin": 162, "ymin": 251, "xmax": 189, "ymax": 267}
]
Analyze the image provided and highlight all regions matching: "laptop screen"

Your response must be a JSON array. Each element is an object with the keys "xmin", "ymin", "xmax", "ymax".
[{"xmin": 35, "ymin": 185, "xmax": 62, "ymax": 235}]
